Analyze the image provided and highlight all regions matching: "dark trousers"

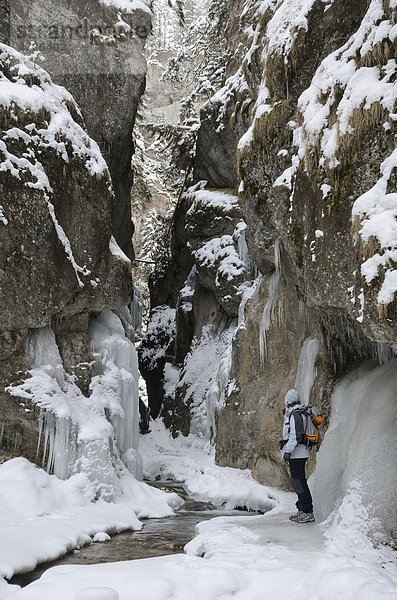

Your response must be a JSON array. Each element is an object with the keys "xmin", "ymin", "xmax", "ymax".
[{"xmin": 289, "ymin": 458, "xmax": 313, "ymax": 514}]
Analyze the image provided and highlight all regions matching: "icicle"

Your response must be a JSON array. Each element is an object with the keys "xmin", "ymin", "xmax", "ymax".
[
  {"xmin": 236, "ymin": 226, "xmax": 254, "ymax": 277},
  {"xmin": 130, "ymin": 274, "xmax": 143, "ymax": 336},
  {"xmin": 298, "ymin": 300, "xmax": 309, "ymax": 322},
  {"xmin": 274, "ymin": 237, "xmax": 282, "ymax": 273},
  {"xmin": 294, "ymin": 338, "xmax": 320, "ymax": 405},
  {"xmin": 259, "ymin": 239, "xmax": 285, "ymax": 369},
  {"xmin": 373, "ymin": 342, "xmax": 394, "ymax": 365},
  {"xmin": 13, "ymin": 431, "xmax": 20, "ymax": 452},
  {"xmin": 0, "ymin": 422, "xmax": 4, "ymax": 444},
  {"xmin": 43, "ymin": 416, "xmax": 49, "ymax": 468},
  {"xmin": 205, "ymin": 342, "xmax": 234, "ymax": 442},
  {"xmin": 47, "ymin": 413, "xmax": 56, "ymax": 474},
  {"xmin": 36, "ymin": 411, "xmax": 44, "ymax": 459}
]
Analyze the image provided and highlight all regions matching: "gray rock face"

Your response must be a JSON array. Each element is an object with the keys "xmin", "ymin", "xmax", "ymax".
[
  {"xmin": 0, "ymin": 42, "xmax": 135, "ymax": 462},
  {"xmin": 2, "ymin": 0, "xmax": 151, "ymax": 258},
  {"xmin": 144, "ymin": 0, "xmax": 397, "ymax": 503},
  {"xmin": 139, "ymin": 184, "xmax": 253, "ymax": 427},
  {"xmin": 212, "ymin": 0, "xmax": 397, "ymax": 485}
]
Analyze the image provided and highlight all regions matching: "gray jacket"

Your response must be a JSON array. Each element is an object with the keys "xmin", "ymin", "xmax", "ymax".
[{"xmin": 282, "ymin": 404, "xmax": 310, "ymax": 459}]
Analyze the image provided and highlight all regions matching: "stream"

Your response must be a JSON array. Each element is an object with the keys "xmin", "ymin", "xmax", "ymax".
[{"xmin": 10, "ymin": 482, "xmax": 260, "ymax": 588}]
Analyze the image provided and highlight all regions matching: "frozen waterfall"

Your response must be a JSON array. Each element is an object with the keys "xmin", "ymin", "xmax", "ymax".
[
  {"xmin": 294, "ymin": 337, "xmax": 319, "ymax": 405},
  {"xmin": 311, "ymin": 358, "xmax": 397, "ymax": 540},
  {"xmin": 259, "ymin": 240, "xmax": 285, "ymax": 368},
  {"xmin": 8, "ymin": 310, "xmax": 142, "ymax": 500},
  {"xmin": 90, "ymin": 310, "xmax": 142, "ymax": 480}
]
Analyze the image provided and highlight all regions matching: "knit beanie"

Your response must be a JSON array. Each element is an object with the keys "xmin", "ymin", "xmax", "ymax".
[{"xmin": 285, "ymin": 389, "xmax": 300, "ymax": 405}]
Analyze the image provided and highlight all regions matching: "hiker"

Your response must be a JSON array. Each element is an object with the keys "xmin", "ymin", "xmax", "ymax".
[{"xmin": 280, "ymin": 389, "xmax": 315, "ymax": 523}]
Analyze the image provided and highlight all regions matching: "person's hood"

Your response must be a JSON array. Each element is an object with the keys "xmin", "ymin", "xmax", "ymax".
[{"xmin": 287, "ymin": 403, "xmax": 307, "ymax": 414}]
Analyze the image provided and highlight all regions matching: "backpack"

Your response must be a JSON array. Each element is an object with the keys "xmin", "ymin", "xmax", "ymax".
[{"xmin": 290, "ymin": 406, "xmax": 325, "ymax": 450}]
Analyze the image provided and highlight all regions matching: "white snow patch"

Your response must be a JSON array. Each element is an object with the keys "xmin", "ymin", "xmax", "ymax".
[
  {"xmin": 0, "ymin": 457, "xmax": 182, "ymax": 580},
  {"xmin": 5, "ymin": 450, "xmax": 396, "ymax": 600},
  {"xmin": 92, "ymin": 532, "xmax": 111, "ymax": 543},
  {"xmin": 0, "ymin": 205, "xmax": 8, "ymax": 225},
  {"xmin": 139, "ymin": 306, "xmax": 176, "ymax": 369},
  {"xmin": 321, "ymin": 183, "xmax": 332, "ymax": 198},
  {"xmin": 109, "ymin": 235, "xmax": 131, "ymax": 264},
  {"xmin": 99, "ymin": 0, "xmax": 152, "ymax": 15},
  {"xmin": 140, "ymin": 420, "xmax": 285, "ymax": 512},
  {"xmin": 267, "ymin": 0, "xmax": 317, "ymax": 57},
  {"xmin": 186, "ymin": 187, "xmax": 240, "ymax": 215},
  {"xmin": 352, "ymin": 148, "xmax": 397, "ymax": 305}
]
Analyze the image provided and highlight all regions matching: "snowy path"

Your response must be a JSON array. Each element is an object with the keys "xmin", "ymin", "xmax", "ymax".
[
  {"xmin": 5, "ymin": 510, "xmax": 396, "ymax": 600},
  {"xmin": 3, "ymin": 513, "xmax": 327, "ymax": 600},
  {"xmin": 1, "ymin": 421, "xmax": 397, "ymax": 600}
]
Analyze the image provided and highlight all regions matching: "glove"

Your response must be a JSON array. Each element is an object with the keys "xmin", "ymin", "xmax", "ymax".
[
  {"xmin": 278, "ymin": 440, "xmax": 287, "ymax": 450},
  {"xmin": 283, "ymin": 452, "xmax": 291, "ymax": 462}
]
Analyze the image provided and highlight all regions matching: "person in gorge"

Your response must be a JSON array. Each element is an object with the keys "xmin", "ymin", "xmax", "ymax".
[{"xmin": 280, "ymin": 389, "xmax": 315, "ymax": 523}]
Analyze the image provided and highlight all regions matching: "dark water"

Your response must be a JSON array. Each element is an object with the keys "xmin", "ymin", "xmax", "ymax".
[{"xmin": 10, "ymin": 482, "xmax": 258, "ymax": 588}]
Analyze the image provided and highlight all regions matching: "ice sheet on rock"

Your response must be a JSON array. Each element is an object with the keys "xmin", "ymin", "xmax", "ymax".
[
  {"xmin": 7, "ymin": 310, "xmax": 142, "ymax": 495},
  {"xmin": 130, "ymin": 276, "xmax": 143, "ymax": 335},
  {"xmin": 172, "ymin": 322, "xmax": 237, "ymax": 440},
  {"xmin": 90, "ymin": 310, "xmax": 141, "ymax": 478},
  {"xmin": 311, "ymin": 358, "xmax": 397, "ymax": 540},
  {"xmin": 294, "ymin": 337, "xmax": 319, "ymax": 405}
]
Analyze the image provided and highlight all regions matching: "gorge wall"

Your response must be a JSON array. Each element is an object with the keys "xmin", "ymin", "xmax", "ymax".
[
  {"xmin": 140, "ymin": 0, "xmax": 397, "ymax": 535},
  {"xmin": 0, "ymin": 0, "xmax": 150, "ymax": 493}
]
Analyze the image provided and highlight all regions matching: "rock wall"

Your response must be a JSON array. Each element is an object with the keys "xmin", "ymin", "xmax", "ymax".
[
  {"xmin": 2, "ymin": 0, "xmax": 151, "ymax": 258},
  {"xmin": 141, "ymin": 0, "xmax": 397, "ymax": 505},
  {"xmin": 214, "ymin": 0, "xmax": 397, "ymax": 480},
  {"xmin": 0, "ymin": 0, "xmax": 148, "ymax": 465}
]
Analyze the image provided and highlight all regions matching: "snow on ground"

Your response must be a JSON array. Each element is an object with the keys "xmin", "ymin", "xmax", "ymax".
[
  {"xmin": 140, "ymin": 420, "xmax": 289, "ymax": 512},
  {"xmin": 1, "ymin": 419, "xmax": 397, "ymax": 600},
  {"xmin": 0, "ymin": 457, "xmax": 182, "ymax": 582}
]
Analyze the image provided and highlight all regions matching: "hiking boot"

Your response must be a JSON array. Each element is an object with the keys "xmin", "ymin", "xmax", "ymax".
[
  {"xmin": 295, "ymin": 512, "xmax": 315, "ymax": 523},
  {"xmin": 289, "ymin": 511, "xmax": 304, "ymax": 522}
]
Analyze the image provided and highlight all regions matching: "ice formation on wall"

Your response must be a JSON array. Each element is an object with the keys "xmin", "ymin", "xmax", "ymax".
[
  {"xmin": 8, "ymin": 310, "xmax": 142, "ymax": 500},
  {"xmin": 90, "ymin": 310, "xmax": 142, "ymax": 480},
  {"xmin": 259, "ymin": 240, "xmax": 285, "ymax": 367},
  {"xmin": 182, "ymin": 321, "xmax": 236, "ymax": 439},
  {"xmin": 311, "ymin": 358, "xmax": 397, "ymax": 540},
  {"xmin": 294, "ymin": 337, "xmax": 319, "ymax": 405}
]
